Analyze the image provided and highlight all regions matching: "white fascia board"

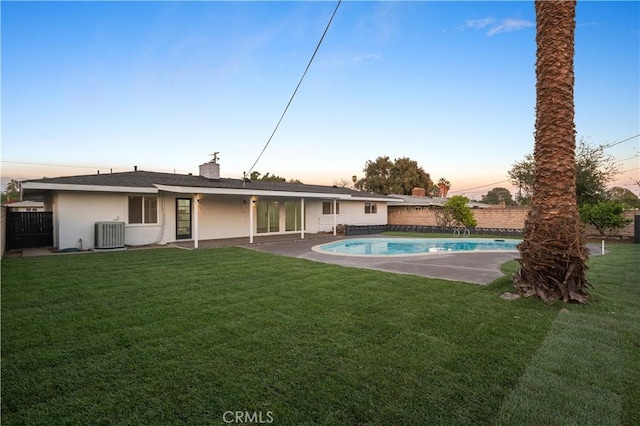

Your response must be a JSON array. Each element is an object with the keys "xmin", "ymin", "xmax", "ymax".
[
  {"xmin": 153, "ymin": 184, "xmax": 356, "ymax": 200},
  {"xmin": 21, "ymin": 182, "xmax": 158, "ymax": 194},
  {"xmin": 353, "ymin": 197, "xmax": 397, "ymax": 203}
]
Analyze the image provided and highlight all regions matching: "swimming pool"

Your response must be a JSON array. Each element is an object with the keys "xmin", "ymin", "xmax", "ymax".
[{"xmin": 313, "ymin": 238, "xmax": 521, "ymax": 257}]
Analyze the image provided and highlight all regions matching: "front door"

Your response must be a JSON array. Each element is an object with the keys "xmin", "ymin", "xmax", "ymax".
[{"xmin": 176, "ymin": 198, "xmax": 192, "ymax": 239}]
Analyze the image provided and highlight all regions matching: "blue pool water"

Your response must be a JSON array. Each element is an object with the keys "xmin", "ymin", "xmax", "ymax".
[{"xmin": 315, "ymin": 238, "xmax": 521, "ymax": 256}]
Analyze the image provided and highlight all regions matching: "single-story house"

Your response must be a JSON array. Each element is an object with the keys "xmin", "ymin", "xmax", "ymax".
[{"xmin": 20, "ymin": 160, "xmax": 395, "ymax": 250}]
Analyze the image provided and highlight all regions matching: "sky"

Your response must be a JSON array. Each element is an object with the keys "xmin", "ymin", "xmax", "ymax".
[{"xmin": 2, "ymin": 1, "xmax": 639, "ymax": 199}]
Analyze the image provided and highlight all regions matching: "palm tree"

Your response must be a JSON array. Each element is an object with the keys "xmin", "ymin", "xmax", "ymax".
[
  {"xmin": 437, "ymin": 178, "xmax": 451, "ymax": 198},
  {"xmin": 513, "ymin": 0, "xmax": 590, "ymax": 303},
  {"xmin": 1, "ymin": 179, "xmax": 21, "ymax": 204}
]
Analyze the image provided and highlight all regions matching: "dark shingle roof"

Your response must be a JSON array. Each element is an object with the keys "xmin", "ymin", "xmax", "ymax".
[{"xmin": 24, "ymin": 170, "xmax": 396, "ymax": 199}]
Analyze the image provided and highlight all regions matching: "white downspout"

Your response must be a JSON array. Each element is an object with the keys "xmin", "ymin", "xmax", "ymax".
[{"xmin": 193, "ymin": 194, "xmax": 199, "ymax": 249}]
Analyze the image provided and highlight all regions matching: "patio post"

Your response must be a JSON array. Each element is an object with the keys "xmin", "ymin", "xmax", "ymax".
[
  {"xmin": 193, "ymin": 194, "xmax": 199, "ymax": 249},
  {"xmin": 333, "ymin": 198, "xmax": 337, "ymax": 236},
  {"xmin": 249, "ymin": 196, "xmax": 255, "ymax": 244},
  {"xmin": 300, "ymin": 197, "xmax": 305, "ymax": 239}
]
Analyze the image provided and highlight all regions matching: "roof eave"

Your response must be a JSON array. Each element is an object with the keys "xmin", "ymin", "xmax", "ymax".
[
  {"xmin": 20, "ymin": 182, "xmax": 158, "ymax": 194},
  {"xmin": 154, "ymin": 184, "xmax": 361, "ymax": 199}
]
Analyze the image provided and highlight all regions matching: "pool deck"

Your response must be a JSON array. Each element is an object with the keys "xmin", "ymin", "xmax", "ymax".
[
  {"xmin": 237, "ymin": 235, "xmax": 603, "ymax": 285},
  {"xmin": 240, "ymin": 234, "xmax": 520, "ymax": 285}
]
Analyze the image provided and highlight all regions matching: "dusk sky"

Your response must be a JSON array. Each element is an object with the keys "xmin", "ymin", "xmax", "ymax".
[{"xmin": 2, "ymin": 1, "xmax": 639, "ymax": 199}]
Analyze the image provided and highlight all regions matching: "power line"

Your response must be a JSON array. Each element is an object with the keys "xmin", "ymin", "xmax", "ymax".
[
  {"xmin": 247, "ymin": 0, "xmax": 342, "ymax": 175},
  {"xmin": 617, "ymin": 155, "xmax": 639, "ymax": 163},
  {"xmin": 1, "ymin": 160, "xmax": 104, "ymax": 169},
  {"xmin": 603, "ymin": 133, "xmax": 640, "ymax": 149},
  {"xmin": 449, "ymin": 134, "xmax": 640, "ymax": 195},
  {"xmin": 449, "ymin": 179, "xmax": 510, "ymax": 194},
  {"xmin": 1, "ymin": 159, "xmax": 189, "ymax": 175}
]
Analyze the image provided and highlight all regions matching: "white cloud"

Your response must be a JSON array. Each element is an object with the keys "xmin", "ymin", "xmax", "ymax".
[
  {"xmin": 462, "ymin": 16, "xmax": 534, "ymax": 36},
  {"xmin": 487, "ymin": 19, "xmax": 534, "ymax": 36},
  {"xmin": 352, "ymin": 53, "xmax": 382, "ymax": 63},
  {"xmin": 465, "ymin": 18, "xmax": 496, "ymax": 30}
]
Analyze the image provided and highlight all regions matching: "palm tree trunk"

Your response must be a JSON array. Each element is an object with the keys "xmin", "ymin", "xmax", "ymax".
[{"xmin": 513, "ymin": 0, "xmax": 590, "ymax": 303}]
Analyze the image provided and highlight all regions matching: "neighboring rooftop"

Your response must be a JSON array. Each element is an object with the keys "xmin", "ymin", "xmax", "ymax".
[{"xmin": 389, "ymin": 194, "xmax": 491, "ymax": 208}]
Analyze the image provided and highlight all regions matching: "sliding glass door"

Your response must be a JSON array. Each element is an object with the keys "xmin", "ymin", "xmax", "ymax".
[{"xmin": 257, "ymin": 201, "xmax": 279, "ymax": 234}]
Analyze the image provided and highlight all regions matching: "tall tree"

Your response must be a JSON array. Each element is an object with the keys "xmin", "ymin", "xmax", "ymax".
[
  {"xmin": 508, "ymin": 154, "xmax": 535, "ymax": 205},
  {"xmin": 575, "ymin": 141, "xmax": 620, "ymax": 205},
  {"xmin": 1, "ymin": 179, "xmax": 21, "ymax": 204},
  {"xmin": 481, "ymin": 187, "xmax": 515, "ymax": 205},
  {"xmin": 437, "ymin": 178, "xmax": 451, "ymax": 198},
  {"xmin": 508, "ymin": 138, "xmax": 620, "ymax": 206},
  {"xmin": 358, "ymin": 156, "xmax": 394, "ymax": 194},
  {"xmin": 513, "ymin": 0, "xmax": 590, "ymax": 303},
  {"xmin": 391, "ymin": 157, "xmax": 432, "ymax": 195},
  {"xmin": 357, "ymin": 156, "xmax": 432, "ymax": 195},
  {"xmin": 249, "ymin": 171, "xmax": 298, "ymax": 183},
  {"xmin": 608, "ymin": 186, "xmax": 640, "ymax": 208}
]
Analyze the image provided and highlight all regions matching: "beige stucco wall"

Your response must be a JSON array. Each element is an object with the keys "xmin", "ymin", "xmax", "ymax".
[
  {"xmin": 54, "ymin": 191, "xmax": 165, "ymax": 249},
  {"xmin": 306, "ymin": 200, "xmax": 388, "ymax": 233},
  {"xmin": 195, "ymin": 194, "xmax": 253, "ymax": 240},
  {"xmin": 49, "ymin": 192, "xmax": 389, "ymax": 249}
]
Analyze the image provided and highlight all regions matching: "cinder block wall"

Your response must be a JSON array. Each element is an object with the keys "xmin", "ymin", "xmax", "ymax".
[
  {"xmin": 388, "ymin": 206, "xmax": 530, "ymax": 230},
  {"xmin": 388, "ymin": 207, "xmax": 638, "ymax": 238},
  {"xmin": 583, "ymin": 210, "xmax": 637, "ymax": 238},
  {"xmin": 388, "ymin": 207, "xmax": 439, "ymax": 226}
]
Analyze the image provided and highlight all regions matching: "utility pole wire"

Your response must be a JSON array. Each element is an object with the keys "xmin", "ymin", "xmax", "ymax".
[
  {"xmin": 247, "ymin": 0, "xmax": 342, "ymax": 175},
  {"xmin": 603, "ymin": 133, "xmax": 639, "ymax": 149}
]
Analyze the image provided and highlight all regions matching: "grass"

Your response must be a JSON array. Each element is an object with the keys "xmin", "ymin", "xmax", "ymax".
[{"xmin": 2, "ymin": 244, "xmax": 638, "ymax": 425}]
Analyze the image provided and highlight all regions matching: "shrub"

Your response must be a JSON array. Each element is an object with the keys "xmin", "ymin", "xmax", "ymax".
[
  {"xmin": 579, "ymin": 201, "xmax": 632, "ymax": 236},
  {"xmin": 435, "ymin": 196, "xmax": 478, "ymax": 228}
]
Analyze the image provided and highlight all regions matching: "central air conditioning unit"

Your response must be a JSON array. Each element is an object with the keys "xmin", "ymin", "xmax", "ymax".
[{"xmin": 95, "ymin": 221, "xmax": 125, "ymax": 249}]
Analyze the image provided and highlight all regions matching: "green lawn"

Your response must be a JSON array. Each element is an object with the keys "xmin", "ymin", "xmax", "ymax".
[{"xmin": 2, "ymin": 244, "xmax": 638, "ymax": 425}]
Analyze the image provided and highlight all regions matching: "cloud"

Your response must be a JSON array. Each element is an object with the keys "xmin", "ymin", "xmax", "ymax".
[
  {"xmin": 352, "ymin": 53, "xmax": 382, "ymax": 63},
  {"xmin": 462, "ymin": 16, "xmax": 534, "ymax": 36},
  {"xmin": 464, "ymin": 18, "xmax": 496, "ymax": 30},
  {"xmin": 487, "ymin": 19, "xmax": 534, "ymax": 36}
]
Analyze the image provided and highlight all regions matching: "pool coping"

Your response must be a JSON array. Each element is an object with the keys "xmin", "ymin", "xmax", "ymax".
[{"xmin": 311, "ymin": 237, "xmax": 521, "ymax": 258}]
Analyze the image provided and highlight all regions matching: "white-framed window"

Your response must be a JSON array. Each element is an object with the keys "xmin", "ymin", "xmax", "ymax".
[
  {"xmin": 322, "ymin": 201, "xmax": 340, "ymax": 215},
  {"xmin": 365, "ymin": 202, "xmax": 378, "ymax": 214},
  {"xmin": 128, "ymin": 196, "xmax": 158, "ymax": 224}
]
